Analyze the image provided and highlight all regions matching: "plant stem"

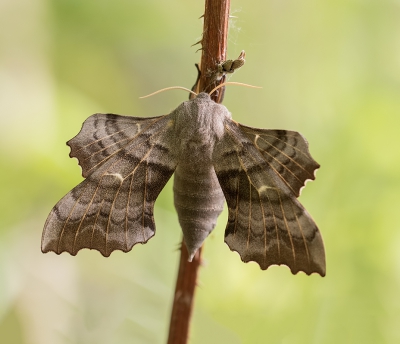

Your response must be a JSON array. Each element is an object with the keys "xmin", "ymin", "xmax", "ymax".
[
  {"xmin": 199, "ymin": 0, "xmax": 231, "ymax": 102},
  {"xmin": 167, "ymin": 242, "xmax": 203, "ymax": 344},
  {"xmin": 167, "ymin": 1, "xmax": 231, "ymax": 343}
]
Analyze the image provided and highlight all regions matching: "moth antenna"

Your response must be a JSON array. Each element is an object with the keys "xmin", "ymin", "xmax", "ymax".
[
  {"xmin": 140, "ymin": 86, "xmax": 198, "ymax": 99},
  {"xmin": 209, "ymin": 82, "xmax": 262, "ymax": 96}
]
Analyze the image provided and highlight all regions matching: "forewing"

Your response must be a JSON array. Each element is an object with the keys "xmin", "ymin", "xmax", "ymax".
[
  {"xmin": 67, "ymin": 113, "xmax": 165, "ymax": 178},
  {"xmin": 213, "ymin": 120, "xmax": 325, "ymax": 276},
  {"xmin": 238, "ymin": 124, "xmax": 320, "ymax": 197},
  {"xmin": 42, "ymin": 114, "xmax": 177, "ymax": 256}
]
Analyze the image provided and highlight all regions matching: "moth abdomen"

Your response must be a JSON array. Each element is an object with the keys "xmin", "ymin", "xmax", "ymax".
[{"xmin": 173, "ymin": 165, "xmax": 224, "ymax": 260}]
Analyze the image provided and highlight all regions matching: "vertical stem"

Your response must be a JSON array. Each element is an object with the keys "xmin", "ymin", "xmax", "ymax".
[
  {"xmin": 167, "ymin": 1, "xmax": 231, "ymax": 344},
  {"xmin": 167, "ymin": 242, "xmax": 202, "ymax": 344},
  {"xmin": 200, "ymin": 0, "xmax": 231, "ymax": 102}
]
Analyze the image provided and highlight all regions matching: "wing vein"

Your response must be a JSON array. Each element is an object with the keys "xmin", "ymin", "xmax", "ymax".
[
  {"xmin": 255, "ymin": 135, "xmax": 315, "ymax": 178},
  {"xmin": 258, "ymin": 189, "xmax": 268, "ymax": 263},
  {"xmin": 125, "ymin": 174, "xmax": 134, "ymax": 251},
  {"xmin": 241, "ymin": 128, "xmax": 314, "ymax": 161},
  {"xmin": 227, "ymin": 125, "xmax": 282, "ymax": 259},
  {"xmin": 105, "ymin": 177, "xmax": 125, "ymax": 256},
  {"xmin": 142, "ymin": 160, "xmax": 149, "ymax": 241},
  {"xmin": 57, "ymin": 192, "xmax": 84, "ymax": 253},
  {"xmin": 83, "ymin": 116, "xmax": 169, "ymax": 176},
  {"xmin": 277, "ymin": 190, "xmax": 296, "ymax": 264},
  {"xmin": 74, "ymin": 115, "xmax": 166, "ymax": 154},
  {"xmin": 290, "ymin": 198, "xmax": 311, "ymax": 267},
  {"xmin": 91, "ymin": 200, "xmax": 104, "ymax": 248}
]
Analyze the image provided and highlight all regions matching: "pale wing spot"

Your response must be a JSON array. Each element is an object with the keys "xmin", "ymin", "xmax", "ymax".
[
  {"xmin": 258, "ymin": 185, "xmax": 275, "ymax": 193},
  {"xmin": 105, "ymin": 173, "xmax": 124, "ymax": 183}
]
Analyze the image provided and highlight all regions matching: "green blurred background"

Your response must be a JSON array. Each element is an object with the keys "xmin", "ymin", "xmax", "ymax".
[{"xmin": 1, "ymin": 0, "xmax": 400, "ymax": 343}]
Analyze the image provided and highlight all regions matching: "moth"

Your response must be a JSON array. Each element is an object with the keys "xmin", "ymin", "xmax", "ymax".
[{"xmin": 42, "ymin": 92, "xmax": 325, "ymax": 276}]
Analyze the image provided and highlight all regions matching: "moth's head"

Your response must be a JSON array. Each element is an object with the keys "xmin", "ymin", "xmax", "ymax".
[
  {"xmin": 196, "ymin": 92, "xmax": 211, "ymax": 99},
  {"xmin": 186, "ymin": 91, "xmax": 232, "ymax": 121},
  {"xmin": 195, "ymin": 92, "xmax": 212, "ymax": 101},
  {"xmin": 191, "ymin": 92, "xmax": 223, "ymax": 109}
]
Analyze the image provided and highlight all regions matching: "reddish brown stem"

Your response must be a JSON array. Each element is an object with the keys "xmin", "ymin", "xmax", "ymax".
[
  {"xmin": 167, "ymin": 1, "xmax": 230, "ymax": 344},
  {"xmin": 167, "ymin": 242, "xmax": 202, "ymax": 344},
  {"xmin": 200, "ymin": 0, "xmax": 231, "ymax": 102}
]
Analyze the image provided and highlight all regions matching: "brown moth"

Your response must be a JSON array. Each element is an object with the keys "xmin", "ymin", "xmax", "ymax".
[{"xmin": 42, "ymin": 92, "xmax": 325, "ymax": 276}]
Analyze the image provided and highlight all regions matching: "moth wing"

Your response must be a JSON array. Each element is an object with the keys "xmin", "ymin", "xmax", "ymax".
[
  {"xmin": 42, "ymin": 114, "xmax": 177, "ymax": 256},
  {"xmin": 238, "ymin": 124, "xmax": 320, "ymax": 197},
  {"xmin": 213, "ymin": 120, "xmax": 325, "ymax": 276},
  {"xmin": 68, "ymin": 113, "xmax": 167, "ymax": 178}
]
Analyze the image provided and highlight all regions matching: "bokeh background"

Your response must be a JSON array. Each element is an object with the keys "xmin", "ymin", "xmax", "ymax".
[{"xmin": 1, "ymin": 0, "xmax": 400, "ymax": 343}]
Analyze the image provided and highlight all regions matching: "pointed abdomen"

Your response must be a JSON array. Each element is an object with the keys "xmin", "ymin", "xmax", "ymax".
[{"xmin": 173, "ymin": 164, "xmax": 225, "ymax": 260}]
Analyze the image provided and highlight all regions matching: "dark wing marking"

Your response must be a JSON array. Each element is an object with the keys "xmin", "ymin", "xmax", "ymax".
[
  {"xmin": 42, "ymin": 114, "xmax": 177, "ymax": 256},
  {"xmin": 213, "ymin": 120, "xmax": 325, "ymax": 276}
]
